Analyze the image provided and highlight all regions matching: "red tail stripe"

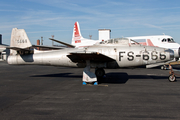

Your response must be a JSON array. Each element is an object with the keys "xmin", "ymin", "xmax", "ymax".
[{"xmin": 74, "ymin": 22, "xmax": 80, "ymax": 37}]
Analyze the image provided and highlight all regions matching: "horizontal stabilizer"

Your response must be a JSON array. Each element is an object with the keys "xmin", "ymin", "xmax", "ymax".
[
  {"xmin": 67, "ymin": 52, "xmax": 115, "ymax": 63},
  {"xmin": 49, "ymin": 38, "xmax": 75, "ymax": 48},
  {"xmin": 7, "ymin": 46, "xmax": 32, "ymax": 52},
  {"xmin": 7, "ymin": 46, "xmax": 33, "ymax": 55}
]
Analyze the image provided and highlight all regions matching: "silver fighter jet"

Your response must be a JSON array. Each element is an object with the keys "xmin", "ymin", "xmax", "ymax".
[{"xmin": 7, "ymin": 28, "xmax": 174, "ymax": 84}]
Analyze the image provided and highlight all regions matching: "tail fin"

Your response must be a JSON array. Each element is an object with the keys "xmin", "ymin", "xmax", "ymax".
[
  {"xmin": 71, "ymin": 21, "xmax": 84, "ymax": 45},
  {"xmin": 10, "ymin": 28, "xmax": 32, "ymax": 55}
]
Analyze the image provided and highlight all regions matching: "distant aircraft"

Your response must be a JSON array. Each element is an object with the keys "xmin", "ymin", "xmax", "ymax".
[
  {"xmin": 50, "ymin": 21, "xmax": 102, "ymax": 48},
  {"xmin": 71, "ymin": 21, "xmax": 102, "ymax": 47},
  {"xmin": 7, "ymin": 28, "xmax": 175, "ymax": 84}
]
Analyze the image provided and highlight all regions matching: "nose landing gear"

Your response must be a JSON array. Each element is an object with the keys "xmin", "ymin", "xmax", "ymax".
[
  {"xmin": 168, "ymin": 64, "xmax": 176, "ymax": 82},
  {"xmin": 169, "ymin": 74, "xmax": 176, "ymax": 82}
]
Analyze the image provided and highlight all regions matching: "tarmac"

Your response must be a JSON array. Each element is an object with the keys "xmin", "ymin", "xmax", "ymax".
[{"xmin": 0, "ymin": 61, "xmax": 180, "ymax": 120}]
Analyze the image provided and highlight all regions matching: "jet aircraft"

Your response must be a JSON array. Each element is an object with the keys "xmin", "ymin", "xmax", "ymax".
[
  {"xmin": 7, "ymin": 28, "xmax": 174, "ymax": 84},
  {"xmin": 49, "ymin": 21, "xmax": 102, "ymax": 48}
]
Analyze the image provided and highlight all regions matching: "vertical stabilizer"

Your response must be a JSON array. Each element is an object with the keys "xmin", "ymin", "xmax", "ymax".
[
  {"xmin": 72, "ymin": 22, "xmax": 84, "ymax": 45},
  {"xmin": 10, "ymin": 28, "xmax": 32, "ymax": 54}
]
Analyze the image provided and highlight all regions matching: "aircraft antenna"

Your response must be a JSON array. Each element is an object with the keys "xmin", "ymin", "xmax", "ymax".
[
  {"xmin": 52, "ymin": 35, "xmax": 54, "ymax": 46},
  {"xmin": 41, "ymin": 36, "xmax": 43, "ymax": 45},
  {"xmin": 89, "ymin": 35, "xmax": 92, "ymax": 39},
  {"xmin": 0, "ymin": 34, "xmax": 2, "ymax": 44}
]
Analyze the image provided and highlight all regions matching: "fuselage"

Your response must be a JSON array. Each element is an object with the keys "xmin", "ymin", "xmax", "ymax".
[{"xmin": 8, "ymin": 42, "xmax": 174, "ymax": 69}]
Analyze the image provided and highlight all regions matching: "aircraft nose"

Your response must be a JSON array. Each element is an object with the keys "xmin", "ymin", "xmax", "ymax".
[
  {"xmin": 165, "ymin": 49, "xmax": 174, "ymax": 60},
  {"xmin": 178, "ymin": 47, "xmax": 180, "ymax": 57}
]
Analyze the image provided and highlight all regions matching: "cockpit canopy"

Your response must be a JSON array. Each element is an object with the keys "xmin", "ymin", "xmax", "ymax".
[
  {"xmin": 99, "ymin": 38, "xmax": 130, "ymax": 46},
  {"xmin": 162, "ymin": 38, "xmax": 175, "ymax": 43}
]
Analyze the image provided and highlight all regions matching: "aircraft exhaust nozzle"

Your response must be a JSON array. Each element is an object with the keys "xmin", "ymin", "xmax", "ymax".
[
  {"xmin": 165, "ymin": 49, "xmax": 174, "ymax": 61},
  {"xmin": 173, "ymin": 47, "xmax": 180, "ymax": 61}
]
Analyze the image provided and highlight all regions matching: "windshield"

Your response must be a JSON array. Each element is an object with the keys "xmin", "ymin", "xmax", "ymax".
[
  {"xmin": 162, "ymin": 38, "xmax": 175, "ymax": 43},
  {"xmin": 99, "ymin": 38, "xmax": 130, "ymax": 45}
]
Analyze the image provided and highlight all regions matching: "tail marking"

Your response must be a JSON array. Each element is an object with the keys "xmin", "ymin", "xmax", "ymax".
[{"xmin": 72, "ymin": 22, "xmax": 83, "ymax": 43}]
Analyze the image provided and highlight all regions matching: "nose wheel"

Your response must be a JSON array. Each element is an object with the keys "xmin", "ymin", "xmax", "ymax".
[
  {"xmin": 168, "ymin": 74, "xmax": 176, "ymax": 82},
  {"xmin": 95, "ymin": 68, "xmax": 105, "ymax": 78}
]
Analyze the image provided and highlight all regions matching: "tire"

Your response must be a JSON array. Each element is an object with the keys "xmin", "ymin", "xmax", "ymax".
[
  {"xmin": 168, "ymin": 74, "xmax": 176, "ymax": 82},
  {"xmin": 161, "ymin": 65, "xmax": 165, "ymax": 70},
  {"xmin": 161, "ymin": 65, "xmax": 167, "ymax": 70},
  {"xmin": 95, "ymin": 68, "xmax": 105, "ymax": 78}
]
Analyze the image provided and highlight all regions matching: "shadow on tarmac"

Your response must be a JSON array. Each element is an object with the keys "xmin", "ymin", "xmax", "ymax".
[
  {"xmin": 31, "ymin": 73, "xmax": 82, "ymax": 78},
  {"xmin": 98, "ymin": 72, "xmax": 129, "ymax": 84},
  {"xmin": 30, "ymin": 72, "xmax": 179, "ymax": 84}
]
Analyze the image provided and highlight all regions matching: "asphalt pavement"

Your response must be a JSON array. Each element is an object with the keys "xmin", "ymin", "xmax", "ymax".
[{"xmin": 0, "ymin": 61, "xmax": 180, "ymax": 120}]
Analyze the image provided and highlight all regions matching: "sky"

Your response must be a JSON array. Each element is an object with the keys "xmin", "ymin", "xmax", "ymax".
[{"xmin": 1, "ymin": 0, "xmax": 180, "ymax": 45}]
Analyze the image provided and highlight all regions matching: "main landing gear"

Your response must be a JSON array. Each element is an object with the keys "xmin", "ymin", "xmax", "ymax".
[
  {"xmin": 95, "ymin": 68, "xmax": 105, "ymax": 78},
  {"xmin": 82, "ymin": 67, "xmax": 106, "ymax": 85},
  {"xmin": 82, "ymin": 60, "xmax": 105, "ymax": 85}
]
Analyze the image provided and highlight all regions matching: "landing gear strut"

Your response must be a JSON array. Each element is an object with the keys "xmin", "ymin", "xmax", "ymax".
[{"xmin": 168, "ymin": 64, "xmax": 176, "ymax": 82}]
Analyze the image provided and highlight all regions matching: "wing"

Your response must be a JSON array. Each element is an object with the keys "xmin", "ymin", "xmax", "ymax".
[
  {"xmin": 49, "ymin": 38, "xmax": 75, "ymax": 48},
  {"xmin": 67, "ymin": 51, "xmax": 115, "ymax": 63},
  {"xmin": 32, "ymin": 45, "xmax": 65, "ymax": 49}
]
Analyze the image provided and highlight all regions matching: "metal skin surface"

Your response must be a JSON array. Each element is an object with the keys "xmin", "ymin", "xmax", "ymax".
[
  {"xmin": 8, "ymin": 45, "xmax": 174, "ymax": 69},
  {"xmin": 7, "ymin": 28, "xmax": 174, "ymax": 70},
  {"xmin": 8, "ymin": 48, "xmax": 82, "ymax": 67}
]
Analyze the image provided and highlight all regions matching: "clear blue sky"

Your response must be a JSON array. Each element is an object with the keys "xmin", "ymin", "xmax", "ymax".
[{"xmin": 1, "ymin": 0, "xmax": 180, "ymax": 45}]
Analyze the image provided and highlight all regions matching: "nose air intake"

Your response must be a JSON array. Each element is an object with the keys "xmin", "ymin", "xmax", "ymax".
[{"xmin": 165, "ymin": 49, "xmax": 174, "ymax": 60}]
